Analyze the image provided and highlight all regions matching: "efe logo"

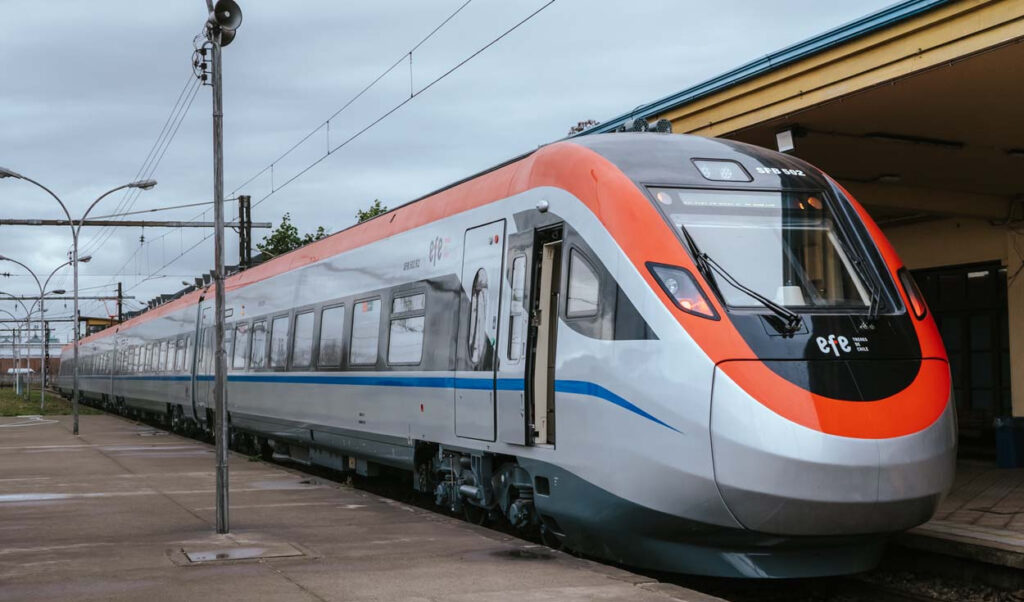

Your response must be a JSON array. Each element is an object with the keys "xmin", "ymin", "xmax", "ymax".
[{"xmin": 816, "ymin": 334, "xmax": 851, "ymax": 357}]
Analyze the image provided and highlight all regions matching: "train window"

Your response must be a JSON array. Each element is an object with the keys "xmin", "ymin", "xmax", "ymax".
[
  {"xmin": 175, "ymin": 338, "xmax": 186, "ymax": 371},
  {"xmin": 291, "ymin": 311, "xmax": 315, "ymax": 369},
  {"xmin": 566, "ymin": 250, "xmax": 600, "ymax": 318},
  {"xmin": 392, "ymin": 294, "xmax": 425, "ymax": 314},
  {"xmin": 232, "ymin": 322, "xmax": 250, "ymax": 370},
  {"xmin": 318, "ymin": 305, "xmax": 345, "ymax": 368},
  {"xmin": 388, "ymin": 316, "xmax": 425, "ymax": 364},
  {"xmin": 350, "ymin": 298, "xmax": 381, "ymax": 365},
  {"xmin": 250, "ymin": 320, "xmax": 267, "ymax": 368},
  {"xmin": 388, "ymin": 293, "xmax": 426, "ymax": 365},
  {"xmin": 224, "ymin": 326, "xmax": 236, "ymax": 370},
  {"xmin": 184, "ymin": 335, "xmax": 193, "ymax": 370},
  {"xmin": 146, "ymin": 344, "xmax": 154, "ymax": 371},
  {"xmin": 158, "ymin": 341, "xmax": 168, "ymax": 373},
  {"xmin": 269, "ymin": 315, "xmax": 289, "ymax": 368},
  {"xmin": 508, "ymin": 255, "xmax": 526, "ymax": 361}
]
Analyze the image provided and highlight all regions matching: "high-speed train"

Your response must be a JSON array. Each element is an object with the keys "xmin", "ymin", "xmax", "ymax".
[{"xmin": 58, "ymin": 132, "xmax": 956, "ymax": 578}]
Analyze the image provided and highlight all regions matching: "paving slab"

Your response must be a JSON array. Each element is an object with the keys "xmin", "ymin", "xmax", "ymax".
[
  {"xmin": 0, "ymin": 414, "xmax": 719, "ymax": 602},
  {"xmin": 896, "ymin": 460, "xmax": 1024, "ymax": 570}
]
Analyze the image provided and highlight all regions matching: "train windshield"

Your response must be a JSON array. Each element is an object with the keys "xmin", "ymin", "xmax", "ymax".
[{"xmin": 650, "ymin": 188, "xmax": 870, "ymax": 309}]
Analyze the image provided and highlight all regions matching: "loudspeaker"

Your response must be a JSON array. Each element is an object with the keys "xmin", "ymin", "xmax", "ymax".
[
  {"xmin": 212, "ymin": 0, "xmax": 242, "ymax": 29},
  {"xmin": 209, "ymin": 0, "xmax": 242, "ymax": 46}
]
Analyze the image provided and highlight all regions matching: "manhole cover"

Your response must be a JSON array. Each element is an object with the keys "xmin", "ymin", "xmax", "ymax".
[{"xmin": 183, "ymin": 543, "xmax": 304, "ymax": 563}]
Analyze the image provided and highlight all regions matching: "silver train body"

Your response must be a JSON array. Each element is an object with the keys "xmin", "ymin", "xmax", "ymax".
[{"xmin": 58, "ymin": 134, "xmax": 957, "ymax": 578}]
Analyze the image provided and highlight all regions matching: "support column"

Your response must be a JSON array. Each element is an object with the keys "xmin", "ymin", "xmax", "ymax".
[{"xmin": 1008, "ymin": 228, "xmax": 1024, "ymax": 417}]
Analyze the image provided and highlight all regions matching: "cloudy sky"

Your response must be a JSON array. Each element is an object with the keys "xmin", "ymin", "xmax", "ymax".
[{"xmin": 1, "ymin": 0, "xmax": 892, "ymax": 342}]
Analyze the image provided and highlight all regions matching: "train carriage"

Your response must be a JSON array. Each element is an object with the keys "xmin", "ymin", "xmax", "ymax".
[{"xmin": 58, "ymin": 132, "xmax": 956, "ymax": 578}]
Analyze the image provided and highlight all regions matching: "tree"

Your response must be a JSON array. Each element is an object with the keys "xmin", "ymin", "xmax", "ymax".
[
  {"xmin": 256, "ymin": 213, "xmax": 328, "ymax": 257},
  {"xmin": 567, "ymin": 119, "xmax": 600, "ymax": 136},
  {"xmin": 356, "ymin": 199, "xmax": 388, "ymax": 223}
]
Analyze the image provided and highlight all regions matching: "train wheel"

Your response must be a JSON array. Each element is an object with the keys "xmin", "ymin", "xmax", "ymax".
[
  {"xmin": 540, "ymin": 525, "xmax": 565, "ymax": 551},
  {"xmin": 463, "ymin": 503, "xmax": 489, "ymax": 526}
]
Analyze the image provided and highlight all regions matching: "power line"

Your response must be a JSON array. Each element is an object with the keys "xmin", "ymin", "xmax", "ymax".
[
  {"xmin": 109, "ymin": 1, "xmax": 556, "ymax": 303},
  {"xmin": 229, "ymin": 0, "xmax": 474, "ymax": 197},
  {"xmin": 107, "ymin": 2, "xmax": 479, "ymax": 295},
  {"xmin": 248, "ymin": 0, "xmax": 555, "ymax": 212},
  {"xmin": 90, "ymin": 199, "xmax": 219, "ymax": 219},
  {"xmin": 78, "ymin": 73, "xmax": 201, "ymax": 260}
]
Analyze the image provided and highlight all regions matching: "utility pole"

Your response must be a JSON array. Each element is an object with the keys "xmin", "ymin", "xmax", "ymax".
[
  {"xmin": 117, "ymin": 282, "xmax": 124, "ymax": 323},
  {"xmin": 237, "ymin": 194, "xmax": 252, "ymax": 269},
  {"xmin": 203, "ymin": 0, "xmax": 242, "ymax": 536}
]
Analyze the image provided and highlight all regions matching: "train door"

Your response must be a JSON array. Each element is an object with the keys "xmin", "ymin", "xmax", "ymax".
[
  {"xmin": 526, "ymin": 226, "xmax": 562, "ymax": 446},
  {"xmin": 455, "ymin": 220, "xmax": 506, "ymax": 441}
]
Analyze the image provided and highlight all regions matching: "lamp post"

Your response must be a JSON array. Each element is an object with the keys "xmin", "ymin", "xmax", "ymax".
[
  {"xmin": 0, "ymin": 256, "xmax": 78, "ymax": 408},
  {"xmin": 0, "ymin": 308, "xmax": 25, "ymax": 394},
  {"xmin": 0, "ymin": 166, "xmax": 155, "ymax": 434}
]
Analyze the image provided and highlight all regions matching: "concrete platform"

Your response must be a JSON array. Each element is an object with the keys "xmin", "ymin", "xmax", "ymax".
[
  {"xmin": 0, "ymin": 414, "xmax": 717, "ymax": 602},
  {"xmin": 897, "ymin": 460, "xmax": 1024, "ymax": 570}
]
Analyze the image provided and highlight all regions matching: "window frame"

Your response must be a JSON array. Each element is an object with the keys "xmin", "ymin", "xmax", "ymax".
[
  {"xmin": 289, "ymin": 308, "xmax": 317, "ymax": 370},
  {"xmin": 249, "ymin": 319, "xmax": 268, "ymax": 370},
  {"xmin": 232, "ymin": 321, "xmax": 251, "ymax": 371},
  {"xmin": 268, "ymin": 313, "xmax": 291, "ymax": 371},
  {"xmin": 316, "ymin": 303, "xmax": 346, "ymax": 370},
  {"xmin": 565, "ymin": 248, "xmax": 601, "ymax": 319},
  {"xmin": 387, "ymin": 291, "xmax": 427, "ymax": 366},
  {"xmin": 507, "ymin": 254, "xmax": 527, "ymax": 362},
  {"xmin": 349, "ymin": 296, "xmax": 382, "ymax": 367}
]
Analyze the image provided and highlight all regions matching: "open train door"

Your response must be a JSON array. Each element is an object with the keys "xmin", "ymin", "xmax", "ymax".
[{"xmin": 454, "ymin": 220, "xmax": 506, "ymax": 441}]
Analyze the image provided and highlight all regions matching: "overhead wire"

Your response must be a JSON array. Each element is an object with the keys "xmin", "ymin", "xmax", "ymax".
[
  {"xmin": 118, "ymin": 0, "xmax": 557, "ymax": 301},
  {"xmin": 78, "ymin": 73, "xmax": 201, "ymax": 260},
  {"xmin": 229, "ymin": 0, "xmax": 474, "ymax": 197},
  {"xmin": 248, "ymin": 0, "xmax": 555, "ymax": 211}
]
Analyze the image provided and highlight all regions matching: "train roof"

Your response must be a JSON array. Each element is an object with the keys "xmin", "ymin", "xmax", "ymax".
[{"xmin": 65, "ymin": 134, "xmax": 823, "ymax": 352}]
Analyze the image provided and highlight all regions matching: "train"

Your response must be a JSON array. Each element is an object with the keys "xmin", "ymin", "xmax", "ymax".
[{"xmin": 57, "ymin": 131, "xmax": 957, "ymax": 578}]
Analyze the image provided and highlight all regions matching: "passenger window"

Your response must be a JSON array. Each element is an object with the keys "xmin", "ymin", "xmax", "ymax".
[
  {"xmin": 508, "ymin": 255, "xmax": 526, "ymax": 361},
  {"xmin": 250, "ymin": 320, "xmax": 267, "ymax": 368},
  {"xmin": 175, "ymin": 338, "xmax": 186, "ymax": 371},
  {"xmin": 159, "ymin": 341, "xmax": 169, "ymax": 372},
  {"xmin": 292, "ymin": 311, "xmax": 315, "ymax": 369},
  {"xmin": 269, "ymin": 315, "xmax": 289, "ymax": 368},
  {"xmin": 232, "ymin": 323, "xmax": 250, "ymax": 370},
  {"xmin": 350, "ymin": 299, "xmax": 381, "ymax": 365},
  {"xmin": 388, "ymin": 293, "xmax": 426, "ymax": 365},
  {"xmin": 318, "ymin": 305, "xmax": 345, "ymax": 367},
  {"xmin": 224, "ymin": 327, "xmax": 235, "ymax": 370},
  {"xmin": 566, "ymin": 250, "xmax": 600, "ymax": 317},
  {"xmin": 184, "ymin": 336, "xmax": 192, "ymax": 370}
]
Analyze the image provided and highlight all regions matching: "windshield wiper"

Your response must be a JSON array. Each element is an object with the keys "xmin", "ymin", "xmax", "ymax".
[
  {"xmin": 680, "ymin": 227, "xmax": 803, "ymax": 334},
  {"xmin": 835, "ymin": 233, "xmax": 883, "ymax": 322}
]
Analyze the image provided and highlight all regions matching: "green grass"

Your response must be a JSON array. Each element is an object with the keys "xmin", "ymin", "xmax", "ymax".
[{"xmin": 0, "ymin": 386, "xmax": 102, "ymax": 416}]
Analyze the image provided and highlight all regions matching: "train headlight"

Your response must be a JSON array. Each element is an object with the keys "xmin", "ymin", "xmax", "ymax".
[
  {"xmin": 898, "ymin": 267, "xmax": 928, "ymax": 320},
  {"xmin": 648, "ymin": 263, "xmax": 718, "ymax": 320}
]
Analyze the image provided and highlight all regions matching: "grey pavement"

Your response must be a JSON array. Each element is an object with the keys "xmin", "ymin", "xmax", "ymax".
[{"xmin": 0, "ymin": 414, "xmax": 718, "ymax": 602}]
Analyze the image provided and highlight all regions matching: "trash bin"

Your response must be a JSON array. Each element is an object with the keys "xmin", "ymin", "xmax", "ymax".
[{"xmin": 994, "ymin": 417, "xmax": 1024, "ymax": 468}]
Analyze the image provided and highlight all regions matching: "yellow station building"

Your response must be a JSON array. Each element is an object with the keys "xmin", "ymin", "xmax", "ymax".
[{"xmin": 582, "ymin": 0, "xmax": 1024, "ymax": 453}]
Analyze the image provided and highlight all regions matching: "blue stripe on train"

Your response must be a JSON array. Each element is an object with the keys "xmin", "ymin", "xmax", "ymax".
[{"xmin": 76, "ymin": 373, "xmax": 679, "ymax": 433}]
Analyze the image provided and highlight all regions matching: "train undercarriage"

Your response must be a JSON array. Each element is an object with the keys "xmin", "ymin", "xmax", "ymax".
[{"xmin": 69, "ymin": 392, "xmax": 557, "ymax": 545}]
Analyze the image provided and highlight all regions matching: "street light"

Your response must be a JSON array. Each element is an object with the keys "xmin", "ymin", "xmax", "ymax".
[
  {"xmin": 0, "ymin": 166, "xmax": 155, "ymax": 434},
  {"xmin": 0, "ymin": 255, "xmax": 83, "ymax": 407},
  {"xmin": 0, "ymin": 256, "xmax": 84, "ymax": 409},
  {"xmin": 0, "ymin": 308, "xmax": 26, "ymax": 395}
]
